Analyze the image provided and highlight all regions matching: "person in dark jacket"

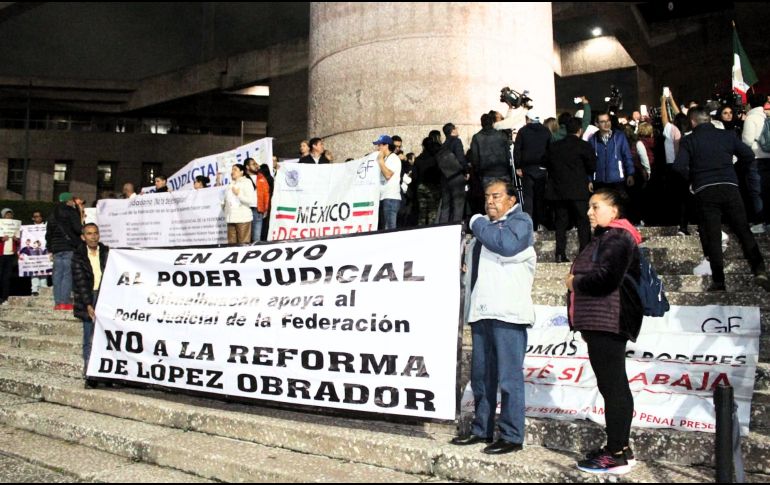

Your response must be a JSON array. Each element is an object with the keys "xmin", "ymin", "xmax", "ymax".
[
  {"xmin": 45, "ymin": 192, "xmax": 82, "ymax": 310},
  {"xmin": 413, "ymin": 133, "xmax": 442, "ymax": 225},
  {"xmin": 544, "ymin": 117, "xmax": 597, "ymax": 262},
  {"xmin": 673, "ymin": 107, "xmax": 770, "ymax": 292},
  {"xmin": 470, "ymin": 113, "xmax": 512, "ymax": 184},
  {"xmin": 72, "ymin": 223, "xmax": 109, "ymax": 389},
  {"xmin": 298, "ymin": 138, "xmax": 330, "ymax": 164},
  {"xmin": 514, "ymin": 111, "xmax": 552, "ymax": 229},
  {"xmin": 567, "ymin": 188, "xmax": 641, "ymax": 475},
  {"xmin": 438, "ymin": 123, "xmax": 469, "ymax": 223}
]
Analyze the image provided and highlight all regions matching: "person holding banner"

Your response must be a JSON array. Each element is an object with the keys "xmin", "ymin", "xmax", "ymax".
[
  {"xmin": 374, "ymin": 135, "xmax": 402, "ymax": 230},
  {"xmin": 27, "ymin": 211, "xmax": 49, "ymax": 296},
  {"xmin": 224, "ymin": 163, "xmax": 256, "ymax": 244},
  {"xmin": 452, "ymin": 179, "xmax": 535, "ymax": 455},
  {"xmin": 72, "ymin": 223, "xmax": 109, "ymax": 389},
  {"xmin": 566, "ymin": 188, "xmax": 642, "ymax": 475},
  {"xmin": 0, "ymin": 208, "xmax": 20, "ymax": 306}
]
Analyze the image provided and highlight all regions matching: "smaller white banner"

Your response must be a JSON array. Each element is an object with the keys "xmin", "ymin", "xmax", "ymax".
[
  {"xmin": 461, "ymin": 305, "xmax": 760, "ymax": 435},
  {"xmin": 269, "ymin": 156, "xmax": 381, "ymax": 241},
  {"xmin": 96, "ymin": 187, "xmax": 227, "ymax": 248},
  {"xmin": 142, "ymin": 138, "xmax": 273, "ymax": 193},
  {"xmin": 0, "ymin": 219, "xmax": 21, "ymax": 238},
  {"xmin": 18, "ymin": 225, "xmax": 51, "ymax": 276}
]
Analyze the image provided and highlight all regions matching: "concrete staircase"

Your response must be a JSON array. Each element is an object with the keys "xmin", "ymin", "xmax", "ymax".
[{"xmin": 0, "ymin": 227, "xmax": 769, "ymax": 482}]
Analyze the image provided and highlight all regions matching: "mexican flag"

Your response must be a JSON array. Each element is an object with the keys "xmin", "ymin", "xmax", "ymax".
[{"xmin": 733, "ymin": 24, "xmax": 758, "ymax": 104}]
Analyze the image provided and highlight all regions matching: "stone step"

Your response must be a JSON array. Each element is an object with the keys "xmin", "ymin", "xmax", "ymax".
[
  {"xmin": 0, "ymin": 332, "xmax": 81, "ymax": 353},
  {"xmin": 0, "ymin": 317, "xmax": 81, "ymax": 337},
  {"xmin": 0, "ymin": 346, "xmax": 83, "ymax": 379},
  {"xmin": 0, "ymin": 423, "xmax": 213, "ymax": 483},
  {"xmin": 0, "ymin": 452, "xmax": 74, "ymax": 483},
  {"xmin": 0, "ymin": 375, "xmax": 734, "ymax": 482},
  {"xmin": 1, "ymin": 364, "xmax": 769, "ymax": 478},
  {"xmin": 0, "ymin": 307, "xmax": 80, "ymax": 323},
  {"xmin": 0, "ymin": 397, "xmax": 436, "ymax": 483}
]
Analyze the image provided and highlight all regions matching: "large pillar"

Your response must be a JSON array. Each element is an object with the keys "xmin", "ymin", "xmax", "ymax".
[{"xmin": 308, "ymin": 2, "xmax": 555, "ymax": 159}]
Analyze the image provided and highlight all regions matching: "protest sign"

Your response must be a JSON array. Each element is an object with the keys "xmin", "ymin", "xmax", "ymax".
[
  {"xmin": 96, "ymin": 187, "xmax": 227, "ymax": 248},
  {"xmin": 142, "ymin": 138, "xmax": 274, "ymax": 193},
  {"xmin": 269, "ymin": 155, "xmax": 381, "ymax": 241},
  {"xmin": 87, "ymin": 225, "xmax": 463, "ymax": 419},
  {"xmin": 18, "ymin": 225, "xmax": 52, "ymax": 276},
  {"xmin": 0, "ymin": 219, "xmax": 21, "ymax": 238},
  {"xmin": 461, "ymin": 304, "xmax": 760, "ymax": 435}
]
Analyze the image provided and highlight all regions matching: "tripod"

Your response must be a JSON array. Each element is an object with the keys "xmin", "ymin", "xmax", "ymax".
[{"xmin": 509, "ymin": 142, "xmax": 525, "ymax": 205}]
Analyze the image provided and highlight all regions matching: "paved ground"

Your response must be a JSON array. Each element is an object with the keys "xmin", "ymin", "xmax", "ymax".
[{"xmin": 0, "ymin": 452, "xmax": 73, "ymax": 483}]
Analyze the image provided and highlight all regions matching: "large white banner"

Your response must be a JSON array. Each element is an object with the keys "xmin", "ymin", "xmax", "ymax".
[
  {"xmin": 142, "ymin": 138, "xmax": 274, "ymax": 193},
  {"xmin": 269, "ymin": 155, "xmax": 382, "ymax": 241},
  {"xmin": 87, "ymin": 225, "xmax": 463, "ymax": 419},
  {"xmin": 96, "ymin": 187, "xmax": 227, "ymax": 248},
  {"xmin": 461, "ymin": 305, "xmax": 760, "ymax": 435},
  {"xmin": 18, "ymin": 225, "xmax": 52, "ymax": 276}
]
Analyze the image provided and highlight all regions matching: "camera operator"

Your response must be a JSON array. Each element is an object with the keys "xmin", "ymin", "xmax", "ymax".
[{"xmin": 493, "ymin": 88, "xmax": 530, "ymax": 134}]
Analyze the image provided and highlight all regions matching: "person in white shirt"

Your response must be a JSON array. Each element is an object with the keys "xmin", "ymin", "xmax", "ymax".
[
  {"xmin": 373, "ymin": 135, "xmax": 402, "ymax": 230},
  {"xmin": 223, "ymin": 164, "xmax": 256, "ymax": 244}
]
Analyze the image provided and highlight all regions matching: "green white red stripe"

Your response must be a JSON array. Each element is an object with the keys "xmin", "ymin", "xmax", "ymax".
[
  {"xmin": 732, "ymin": 25, "xmax": 757, "ymax": 103},
  {"xmin": 276, "ymin": 206, "xmax": 296, "ymax": 220},
  {"xmin": 352, "ymin": 201, "xmax": 374, "ymax": 217}
]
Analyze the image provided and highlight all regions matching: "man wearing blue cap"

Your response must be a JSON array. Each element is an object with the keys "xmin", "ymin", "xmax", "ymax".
[
  {"xmin": 373, "ymin": 135, "xmax": 402, "ymax": 230},
  {"xmin": 45, "ymin": 192, "xmax": 82, "ymax": 310}
]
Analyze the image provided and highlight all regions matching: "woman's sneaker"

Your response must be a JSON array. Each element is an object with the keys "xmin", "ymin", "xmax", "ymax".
[
  {"xmin": 584, "ymin": 446, "xmax": 635, "ymax": 466},
  {"xmin": 577, "ymin": 448, "xmax": 631, "ymax": 475}
]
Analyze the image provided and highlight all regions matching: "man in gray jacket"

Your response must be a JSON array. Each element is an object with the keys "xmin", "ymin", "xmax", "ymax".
[{"xmin": 451, "ymin": 179, "xmax": 536, "ymax": 454}]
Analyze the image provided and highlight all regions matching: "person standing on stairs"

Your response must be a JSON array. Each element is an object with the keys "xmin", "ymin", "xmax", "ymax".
[
  {"xmin": 72, "ymin": 223, "xmax": 109, "ymax": 389},
  {"xmin": 566, "ymin": 188, "xmax": 642, "ymax": 475},
  {"xmin": 452, "ymin": 178, "xmax": 536, "ymax": 455},
  {"xmin": 673, "ymin": 107, "xmax": 770, "ymax": 292}
]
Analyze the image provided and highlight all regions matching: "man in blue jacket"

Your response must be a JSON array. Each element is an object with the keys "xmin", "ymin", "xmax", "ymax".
[
  {"xmin": 451, "ymin": 179, "xmax": 536, "ymax": 455},
  {"xmin": 589, "ymin": 112, "xmax": 635, "ymax": 192}
]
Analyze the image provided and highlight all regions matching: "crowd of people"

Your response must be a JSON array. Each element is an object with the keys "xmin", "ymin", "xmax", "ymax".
[{"xmin": 3, "ymin": 86, "xmax": 770, "ymax": 475}]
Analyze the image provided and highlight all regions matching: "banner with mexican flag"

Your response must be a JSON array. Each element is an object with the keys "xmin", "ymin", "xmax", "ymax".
[
  {"xmin": 269, "ymin": 154, "xmax": 382, "ymax": 241},
  {"xmin": 732, "ymin": 24, "xmax": 758, "ymax": 103}
]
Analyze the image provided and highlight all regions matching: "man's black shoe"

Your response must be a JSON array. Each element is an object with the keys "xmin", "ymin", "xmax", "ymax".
[
  {"xmin": 555, "ymin": 254, "xmax": 570, "ymax": 263},
  {"xmin": 483, "ymin": 438, "xmax": 523, "ymax": 455},
  {"xmin": 450, "ymin": 435, "xmax": 493, "ymax": 446},
  {"xmin": 707, "ymin": 282, "xmax": 726, "ymax": 292}
]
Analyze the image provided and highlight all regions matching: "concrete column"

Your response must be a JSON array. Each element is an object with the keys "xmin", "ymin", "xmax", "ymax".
[
  {"xmin": 268, "ymin": 68, "xmax": 309, "ymax": 158},
  {"xmin": 308, "ymin": 2, "xmax": 555, "ymax": 159}
]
